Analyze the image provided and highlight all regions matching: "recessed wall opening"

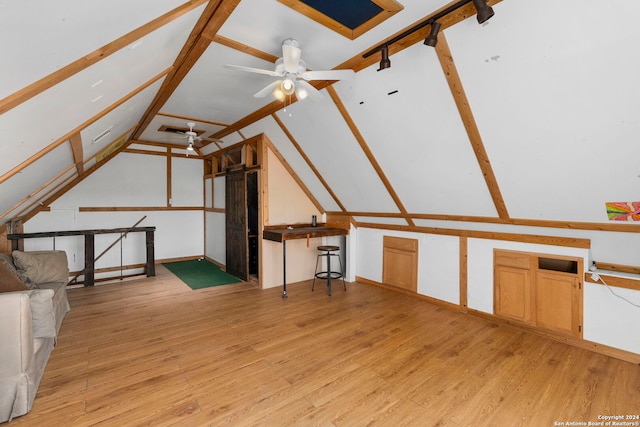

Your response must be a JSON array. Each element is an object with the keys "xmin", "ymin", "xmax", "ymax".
[{"xmin": 538, "ymin": 257, "xmax": 578, "ymax": 274}]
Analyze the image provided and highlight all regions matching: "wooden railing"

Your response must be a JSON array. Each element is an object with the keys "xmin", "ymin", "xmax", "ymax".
[{"xmin": 7, "ymin": 227, "xmax": 155, "ymax": 286}]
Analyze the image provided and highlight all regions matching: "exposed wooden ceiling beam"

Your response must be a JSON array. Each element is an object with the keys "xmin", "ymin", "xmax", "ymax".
[
  {"xmin": 272, "ymin": 113, "xmax": 348, "ymax": 213},
  {"xmin": 435, "ymin": 34, "xmax": 509, "ymax": 219},
  {"xmin": 214, "ymin": 0, "xmax": 503, "ymax": 140},
  {"xmin": 262, "ymin": 135, "xmax": 326, "ymax": 214},
  {"xmin": 69, "ymin": 132, "xmax": 84, "ymax": 175},
  {"xmin": 0, "ymin": 0, "xmax": 208, "ymax": 116},
  {"xmin": 130, "ymin": 0, "xmax": 242, "ymax": 141},
  {"xmin": 213, "ymin": 35, "xmax": 279, "ymax": 63},
  {"xmin": 0, "ymin": 67, "xmax": 170, "ymax": 186},
  {"xmin": 327, "ymin": 86, "xmax": 413, "ymax": 226},
  {"xmin": 157, "ymin": 111, "xmax": 230, "ymax": 128},
  {"xmin": 0, "ymin": 164, "xmax": 75, "ymax": 223}
]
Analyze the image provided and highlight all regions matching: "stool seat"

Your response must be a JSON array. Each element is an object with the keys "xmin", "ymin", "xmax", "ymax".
[
  {"xmin": 317, "ymin": 245, "xmax": 339, "ymax": 252},
  {"xmin": 313, "ymin": 245, "xmax": 346, "ymax": 296}
]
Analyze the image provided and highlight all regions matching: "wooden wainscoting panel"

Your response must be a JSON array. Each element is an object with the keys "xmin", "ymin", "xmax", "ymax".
[{"xmin": 382, "ymin": 235, "xmax": 418, "ymax": 292}]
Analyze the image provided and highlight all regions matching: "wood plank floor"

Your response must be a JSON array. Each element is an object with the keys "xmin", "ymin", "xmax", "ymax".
[{"xmin": 10, "ymin": 265, "xmax": 640, "ymax": 426}]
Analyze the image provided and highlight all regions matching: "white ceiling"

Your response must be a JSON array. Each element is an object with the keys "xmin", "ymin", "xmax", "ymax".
[{"xmin": 2, "ymin": 0, "xmax": 640, "ymax": 228}]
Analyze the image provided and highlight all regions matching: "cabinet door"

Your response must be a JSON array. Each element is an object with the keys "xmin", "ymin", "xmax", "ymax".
[
  {"xmin": 495, "ymin": 266, "xmax": 533, "ymax": 324},
  {"xmin": 382, "ymin": 236, "xmax": 418, "ymax": 292},
  {"xmin": 535, "ymin": 271, "xmax": 581, "ymax": 337}
]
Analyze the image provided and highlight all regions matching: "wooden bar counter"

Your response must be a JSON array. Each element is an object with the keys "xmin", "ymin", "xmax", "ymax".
[{"xmin": 263, "ymin": 225, "xmax": 348, "ymax": 298}]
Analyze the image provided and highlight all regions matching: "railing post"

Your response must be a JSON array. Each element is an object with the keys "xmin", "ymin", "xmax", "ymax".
[
  {"xmin": 84, "ymin": 234, "xmax": 95, "ymax": 286},
  {"xmin": 146, "ymin": 230, "xmax": 155, "ymax": 277}
]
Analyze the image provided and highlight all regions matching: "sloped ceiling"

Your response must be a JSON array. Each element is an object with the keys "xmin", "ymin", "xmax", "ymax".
[{"xmin": 2, "ymin": 0, "xmax": 640, "ymax": 231}]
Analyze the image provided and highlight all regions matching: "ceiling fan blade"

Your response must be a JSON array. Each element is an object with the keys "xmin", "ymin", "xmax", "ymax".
[
  {"xmin": 301, "ymin": 69, "xmax": 355, "ymax": 81},
  {"xmin": 282, "ymin": 39, "xmax": 301, "ymax": 73},
  {"xmin": 253, "ymin": 80, "xmax": 282, "ymax": 98},
  {"xmin": 296, "ymin": 80, "xmax": 324, "ymax": 101},
  {"xmin": 224, "ymin": 64, "xmax": 282, "ymax": 77},
  {"xmin": 201, "ymin": 136, "xmax": 224, "ymax": 144}
]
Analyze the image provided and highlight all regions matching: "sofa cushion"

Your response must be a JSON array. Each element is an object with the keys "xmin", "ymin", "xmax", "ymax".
[
  {"xmin": 12, "ymin": 251, "xmax": 69, "ymax": 285},
  {"xmin": 0, "ymin": 261, "xmax": 28, "ymax": 293}
]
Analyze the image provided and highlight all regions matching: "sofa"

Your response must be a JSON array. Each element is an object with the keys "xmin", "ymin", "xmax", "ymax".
[{"xmin": 0, "ymin": 250, "xmax": 70, "ymax": 422}]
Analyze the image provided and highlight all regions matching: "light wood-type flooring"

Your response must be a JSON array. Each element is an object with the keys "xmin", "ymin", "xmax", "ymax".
[{"xmin": 9, "ymin": 265, "xmax": 640, "ymax": 426}]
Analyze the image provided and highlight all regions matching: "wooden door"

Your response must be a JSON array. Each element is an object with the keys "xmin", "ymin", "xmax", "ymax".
[
  {"xmin": 535, "ymin": 271, "xmax": 582, "ymax": 337},
  {"xmin": 225, "ymin": 171, "xmax": 247, "ymax": 281}
]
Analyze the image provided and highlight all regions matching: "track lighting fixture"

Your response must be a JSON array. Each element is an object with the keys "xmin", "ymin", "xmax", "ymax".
[
  {"xmin": 363, "ymin": 0, "xmax": 496, "ymax": 62},
  {"xmin": 424, "ymin": 22, "xmax": 441, "ymax": 47},
  {"xmin": 377, "ymin": 45, "xmax": 391, "ymax": 71},
  {"xmin": 472, "ymin": 0, "xmax": 494, "ymax": 24}
]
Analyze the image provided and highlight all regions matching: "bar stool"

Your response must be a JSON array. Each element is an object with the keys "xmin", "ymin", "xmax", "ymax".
[{"xmin": 312, "ymin": 245, "xmax": 346, "ymax": 296}]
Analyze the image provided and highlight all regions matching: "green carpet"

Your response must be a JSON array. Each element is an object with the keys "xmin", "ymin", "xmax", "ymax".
[{"xmin": 163, "ymin": 259, "xmax": 242, "ymax": 290}]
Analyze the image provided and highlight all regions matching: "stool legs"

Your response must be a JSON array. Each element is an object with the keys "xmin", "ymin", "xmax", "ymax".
[
  {"xmin": 312, "ymin": 254, "xmax": 321, "ymax": 292},
  {"xmin": 312, "ymin": 250, "xmax": 346, "ymax": 296}
]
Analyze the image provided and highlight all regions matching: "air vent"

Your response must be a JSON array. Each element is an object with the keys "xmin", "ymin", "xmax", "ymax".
[{"xmin": 92, "ymin": 126, "xmax": 113, "ymax": 143}]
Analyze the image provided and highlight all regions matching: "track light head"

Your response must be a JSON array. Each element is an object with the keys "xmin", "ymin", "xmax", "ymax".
[
  {"xmin": 472, "ymin": 0, "xmax": 494, "ymax": 24},
  {"xmin": 377, "ymin": 45, "xmax": 391, "ymax": 71},
  {"xmin": 424, "ymin": 22, "xmax": 441, "ymax": 47}
]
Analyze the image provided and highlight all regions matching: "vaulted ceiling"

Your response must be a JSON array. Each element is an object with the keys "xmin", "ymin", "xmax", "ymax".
[{"xmin": 2, "ymin": 0, "xmax": 640, "ymax": 232}]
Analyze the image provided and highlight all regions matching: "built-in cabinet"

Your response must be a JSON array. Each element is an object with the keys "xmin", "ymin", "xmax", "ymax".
[
  {"xmin": 382, "ymin": 236, "xmax": 418, "ymax": 292},
  {"xmin": 494, "ymin": 249, "xmax": 583, "ymax": 338}
]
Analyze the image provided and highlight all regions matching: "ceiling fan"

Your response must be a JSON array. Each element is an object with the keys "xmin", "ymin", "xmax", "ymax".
[
  {"xmin": 225, "ymin": 38, "xmax": 354, "ymax": 101},
  {"xmin": 177, "ymin": 122, "xmax": 224, "ymax": 155}
]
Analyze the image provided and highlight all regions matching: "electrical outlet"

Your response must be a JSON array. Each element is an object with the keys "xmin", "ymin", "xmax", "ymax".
[{"xmin": 590, "ymin": 272, "xmax": 600, "ymax": 282}]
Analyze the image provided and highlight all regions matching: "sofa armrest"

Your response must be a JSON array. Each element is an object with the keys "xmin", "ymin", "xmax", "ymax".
[
  {"xmin": 25, "ymin": 289, "xmax": 56, "ymax": 338},
  {"xmin": 0, "ymin": 293, "xmax": 33, "ymax": 378}
]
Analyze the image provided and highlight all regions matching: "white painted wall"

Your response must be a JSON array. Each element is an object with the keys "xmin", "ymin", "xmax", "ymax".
[
  {"xmin": 584, "ymin": 282, "xmax": 640, "ymax": 354},
  {"xmin": 356, "ymin": 227, "xmax": 460, "ymax": 304},
  {"xmin": 205, "ymin": 211, "xmax": 225, "ymax": 265},
  {"xmin": 356, "ymin": 225, "xmax": 640, "ymax": 355},
  {"xmin": 448, "ymin": 0, "xmax": 640, "ymax": 223},
  {"xmin": 262, "ymin": 148, "xmax": 322, "ymax": 289},
  {"xmin": 171, "ymin": 156, "xmax": 203, "ymax": 206},
  {"xmin": 213, "ymin": 176, "xmax": 225, "ymax": 209},
  {"xmin": 205, "ymin": 175, "xmax": 226, "ymax": 265},
  {"xmin": 26, "ymin": 152, "xmax": 204, "ymax": 277}
]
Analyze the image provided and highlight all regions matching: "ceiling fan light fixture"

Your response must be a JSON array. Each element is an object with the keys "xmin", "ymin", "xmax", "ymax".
[
  {"xmin": 295, "ymin": 85, "xmax": 308, "ymax": 100},
  {"xmin": 273, "ymin": 86, "xmax": 285, "ymax": 101},
  {"xmin": 424, "ymin": 21, "xmax": 441, "ymax": 47},
  {"xmin": 281, "ymin": 77, "xmax": 295, "ymax": 95},
  {"xmin": 472, "ymin": 0, "xmax": 495, "ymax": 24}
]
